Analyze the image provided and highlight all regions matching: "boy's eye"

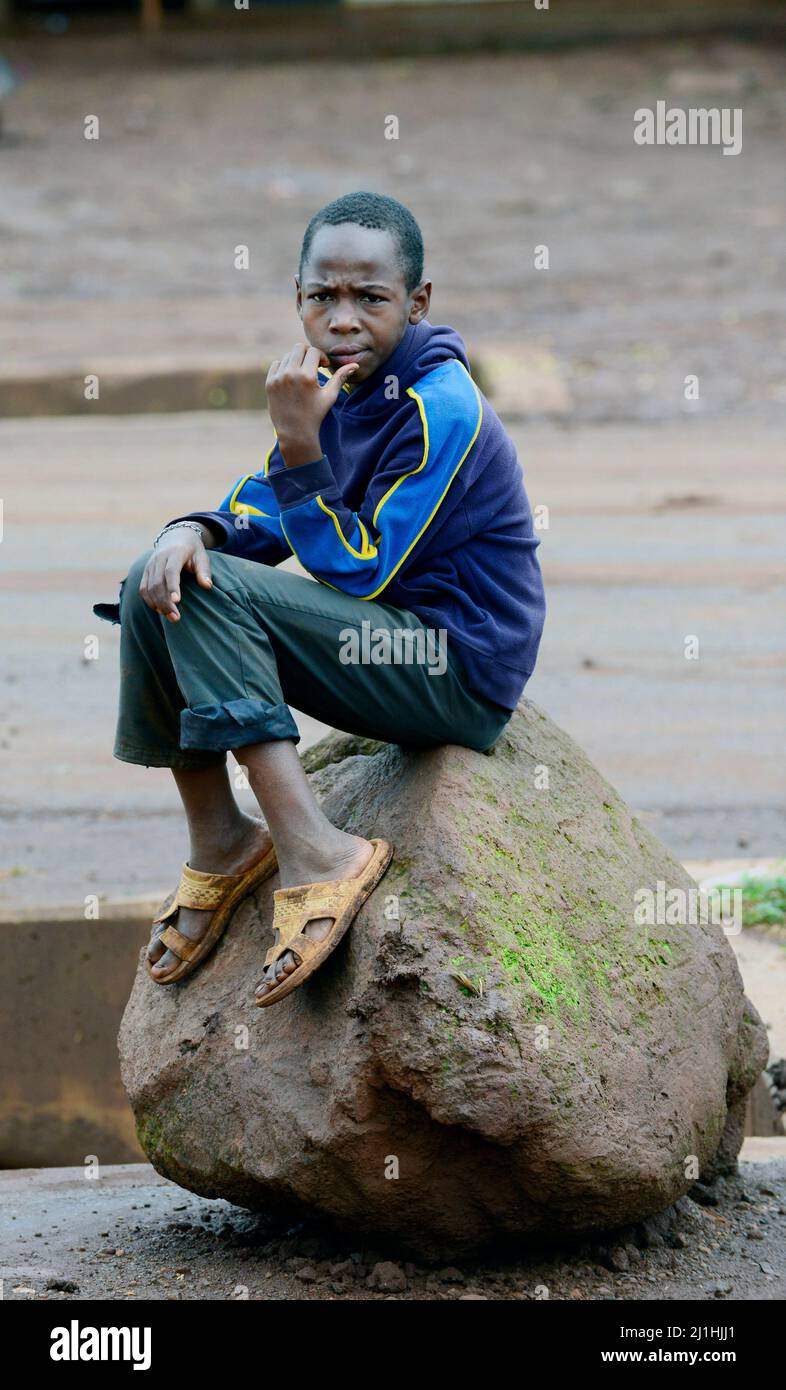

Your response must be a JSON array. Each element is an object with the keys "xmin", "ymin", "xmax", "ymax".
[{"xmin": 307, "ymin": 291, "xmax": 387, "ymax": 304}]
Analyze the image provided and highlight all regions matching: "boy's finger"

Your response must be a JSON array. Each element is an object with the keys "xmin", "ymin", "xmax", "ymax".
[
  {"xmin": 302, "ymin": 345, "xmax": 322, "ymax": 376},
  {"xmin": 194, "ymin": 551, "xmax": 213, "ymax": 588},
  {"xmin": 148, "ymin": 590, "xmax": 178, "ymax": 620},
  {"xmin": 331, "ymin": 362, "xmax": 360, "ymax": 391},
  {"xmin": 163, "ymin": 558, "xmax": 182, "ymax": 603},
  {"xmin": 139, "ymin": 571, "xmax": 164, "ymax": 612}
]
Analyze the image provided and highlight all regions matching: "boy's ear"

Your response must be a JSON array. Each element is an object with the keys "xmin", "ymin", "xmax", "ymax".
[
  {"xmin": 294, "ymin": 275, "xmax": 303, "ymax": 318},
  {"xmin": 408, "ymin": 280, "xmax": 432, "ymax": 324}
]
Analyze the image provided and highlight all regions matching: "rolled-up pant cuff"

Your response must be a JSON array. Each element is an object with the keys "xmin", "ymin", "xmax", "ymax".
[
  {"xmin": 113, "ymin": 741, "xmax": 226, "ymax": 770},
  {"xmin": 179, "ymin": 698, "xmax": 301, "ymax": 750}
]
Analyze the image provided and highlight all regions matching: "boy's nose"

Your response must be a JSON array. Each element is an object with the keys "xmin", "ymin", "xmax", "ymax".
[{"xmin": 328, "ymin": 306, "xmax": 361, "ymax": 333}]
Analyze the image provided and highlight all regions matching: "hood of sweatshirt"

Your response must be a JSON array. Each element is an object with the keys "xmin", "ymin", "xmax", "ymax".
[{"xmin": 336, "ymin": 319, "xmax": 471, "ymax": 413}]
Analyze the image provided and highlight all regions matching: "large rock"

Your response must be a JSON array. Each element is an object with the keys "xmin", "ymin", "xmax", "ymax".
[{"xmin": 119, "ymin": 701, "xmax": 767, "ymax": 1259}]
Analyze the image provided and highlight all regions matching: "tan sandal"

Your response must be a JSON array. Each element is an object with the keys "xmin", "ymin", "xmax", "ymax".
[
  {"xmin": 147, "ymin": 844, "xmax": 278, "ymax": 985},
  {"xmin": 255, "ymin": 838, "xmax": 393, "ymax": 1008}
]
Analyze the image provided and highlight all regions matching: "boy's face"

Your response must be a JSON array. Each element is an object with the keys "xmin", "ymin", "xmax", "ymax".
[{"xmin": 296, "ymin": 223, "xmax": 431, "ymax": 386}]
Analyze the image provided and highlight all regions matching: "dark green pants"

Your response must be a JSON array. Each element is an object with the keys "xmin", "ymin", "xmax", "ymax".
[{"xmin": 112, "ymin": 548, "xmax": 512, "ymax": 769}]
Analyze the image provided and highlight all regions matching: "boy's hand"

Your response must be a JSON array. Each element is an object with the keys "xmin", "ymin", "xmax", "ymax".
[
  {"xmin": 139, "ymin": 527, "xmax": 213, "ymax": 623},
  {"xmin": 266, "ymin": 342, "xmax": 358, "ymax": 468}
]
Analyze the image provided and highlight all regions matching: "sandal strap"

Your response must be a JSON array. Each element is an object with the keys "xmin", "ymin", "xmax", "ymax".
[
  {"xmin": 177, "ymin": 861, "xmax": 248, "ymax": 907},
  {"xmin": 263, "ymin": 929, "xmax": 322, "ymax": 971},
  {"xmin": 272, "ymin": 884, "xmax": 352, "ymax": 926},
  {"xmin": 151, "ymin": 862, "xmax": 247, "ymax": 923},
  {"xmin": 158, "ymin": 923, "xmax": 202, "ymax": 962}
]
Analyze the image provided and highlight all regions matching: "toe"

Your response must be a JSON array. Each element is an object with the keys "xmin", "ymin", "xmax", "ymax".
[
  {"xmin": 148, "ymin": 926, "xmax": 166, "ymax": 963},
  {"xmin": 256, "ymin": 950, "xmax": 298, "ymax": 996},
  {"xmin": 256, "ymin": 964, "xmax": 277, "ymax": 996},
  {"xmin": 151, "ymin": 948, "xmax": 178, "ymax": 977}
]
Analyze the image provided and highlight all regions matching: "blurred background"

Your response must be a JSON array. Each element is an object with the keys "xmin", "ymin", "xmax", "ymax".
[{"xmin": 0, "ymin": 1, "xmax": 784, "ymax": 1163}]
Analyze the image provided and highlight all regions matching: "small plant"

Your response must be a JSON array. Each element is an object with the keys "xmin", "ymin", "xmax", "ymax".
[{"xmin": 714, "ymin": 874, "xmax": 786, "ymax": 936}]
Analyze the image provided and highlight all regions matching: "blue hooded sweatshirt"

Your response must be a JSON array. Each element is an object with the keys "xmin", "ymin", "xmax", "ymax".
[{"xmin": 94, "ymin": 320, "xmax": 545, "ymax": 712}]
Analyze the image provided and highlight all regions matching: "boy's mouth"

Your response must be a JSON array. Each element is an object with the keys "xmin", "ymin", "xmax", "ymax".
[{"xmin": 329, "ymin": 345, "xmax": 370, "ymax": 362}]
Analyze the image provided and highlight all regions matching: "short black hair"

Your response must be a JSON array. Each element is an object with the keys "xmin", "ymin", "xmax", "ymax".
[{"xmin": 299, "ymin": 191, "xmax": 424, "ymax": 292}]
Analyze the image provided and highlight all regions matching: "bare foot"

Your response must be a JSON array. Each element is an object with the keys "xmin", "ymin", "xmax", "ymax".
[
  {"xmin": 254, "ymin": 835, "xmax": 375, "ymax": 1000},
  {"xmin": 148, "ymin": 816, "xmax": 273, "ymax": 981}
]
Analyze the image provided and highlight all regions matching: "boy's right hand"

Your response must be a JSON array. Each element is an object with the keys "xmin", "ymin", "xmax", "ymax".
[{"xmin": 139, "ymin": 527, "xmax": 213, "ymax": 623}]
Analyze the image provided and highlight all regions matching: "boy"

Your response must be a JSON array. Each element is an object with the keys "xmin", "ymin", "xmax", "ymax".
[{"xmin": 93, "ymin": 191, "xmax": 546, "ymax": 1006}]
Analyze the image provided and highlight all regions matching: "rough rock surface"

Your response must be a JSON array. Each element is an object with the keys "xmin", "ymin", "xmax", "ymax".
[{"xmin": 118, "ymin": 701, "xmax": 768, "ymax": 1259}]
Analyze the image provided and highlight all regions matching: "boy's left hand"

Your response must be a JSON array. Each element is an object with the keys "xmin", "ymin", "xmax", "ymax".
[{"xmin": 266, "ymin": 342, "xmax": 358, "ymax": 468}]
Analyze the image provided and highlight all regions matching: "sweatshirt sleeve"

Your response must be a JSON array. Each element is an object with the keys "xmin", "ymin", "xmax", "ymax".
[
  {"xmin": 265, "ymin": 359, "xmax": 484, "ymax": 600},
  {"xmin": 162, "ymin": 440, "xmax": 291, "ymax": 567}
]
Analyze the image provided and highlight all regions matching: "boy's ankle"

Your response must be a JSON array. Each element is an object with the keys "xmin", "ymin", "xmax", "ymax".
[{"xmin": 189, "ymin": 815, "xmax": 269, "ymax": 869}]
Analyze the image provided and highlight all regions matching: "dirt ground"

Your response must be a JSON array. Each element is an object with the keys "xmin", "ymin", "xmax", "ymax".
[
  {"xmin": 1, "ymin": 34, "xmax": 785, "ymax": 423},
  {"xmin": 2, "ymin": 1148, "xmax": 785, "ymax": 1302}
]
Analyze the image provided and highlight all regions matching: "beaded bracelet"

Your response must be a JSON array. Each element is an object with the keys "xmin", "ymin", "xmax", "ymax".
[{"xmin": 152, "ymin": 520, "xmax": 207, "ymax": 549}]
